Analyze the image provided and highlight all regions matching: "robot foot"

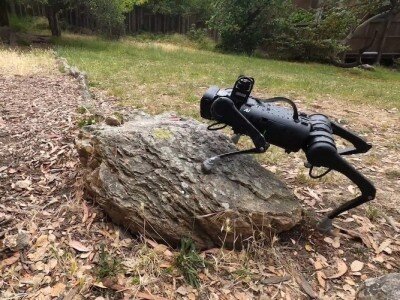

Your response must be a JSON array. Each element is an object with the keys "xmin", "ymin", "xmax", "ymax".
[
  {"xmin": 201, "ymin": 156, "xmax": 221, "ymax": 174},
  {"xmin": 317, "ymin": 217, "xmax": 333, "ymax": 234}
]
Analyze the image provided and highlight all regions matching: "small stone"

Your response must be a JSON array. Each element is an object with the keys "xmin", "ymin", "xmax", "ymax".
[
  {"xmin": 4, "ymin": 230, "xmax": 30, "ymax": 250},
  {"xmin": 359, "ymin": 64, "xmax": 375, "ymax": 71},
  {"xmin": 356, "ymin": 273, "xmax": 400, "ymax": 300},
  {"xmin": 105, "ymin": 115, "xmax": 122, "ymax": 127},
  {"xmin": 69, "ymin": 66, "xmax": 80, "ymax": 78},
  {"xmin": 176, "ymin": 286, "xmax": 188, "ymax": 295}
]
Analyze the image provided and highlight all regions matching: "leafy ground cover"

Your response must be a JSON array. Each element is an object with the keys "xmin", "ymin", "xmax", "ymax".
[{"xmin": 0, "ymin": 37, "xmax": 399, "ymax": 300}]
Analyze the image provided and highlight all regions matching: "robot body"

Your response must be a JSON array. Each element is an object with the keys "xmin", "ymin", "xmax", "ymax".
[{"xmin": 200, "ymin": 76, "xmax": 376, "ymax": 232}]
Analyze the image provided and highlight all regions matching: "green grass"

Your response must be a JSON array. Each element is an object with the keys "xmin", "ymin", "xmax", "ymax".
[
  {"xmin": 55, "ymin": 34, "xmax": 400, "ymax": 117},
  {"xmin": 175, "ymin": 238, "xmax": 205, "ymax": 288}
]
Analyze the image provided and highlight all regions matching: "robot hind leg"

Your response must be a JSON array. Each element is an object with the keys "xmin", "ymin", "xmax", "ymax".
[{"xmin": 306, "ymin": 143, "xmax": 376, "ymax": 232}]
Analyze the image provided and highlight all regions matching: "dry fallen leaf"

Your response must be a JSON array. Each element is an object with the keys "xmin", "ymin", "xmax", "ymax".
[
  {"xmin": 332, "ymin": 237, "xmax": 341, "ymax": 249},
  {"xmin": 51, "ymin": 282, "xmax": 66, "ymax": 297},
  {"xmin": 316, "ymin": 271, "xmax": 326, "ymax": 289},
  {"xmin": 34, "ymin": 235, "xmax": 49, "ymax": 247},
  {"xmin": 345, "ymin": 277, "xmax": 356, "ymax": 286},
  {"xmin": 14, "ymin": 178, "xmax": 32, "ymax": 190},
  {"xmin": 27, "ymin": 246, "xmax": 48, "ymax": 262},
  {"xmin": 314, "ymin": 260, "xmax": 323, "ymax": 270},
  {"xmin": 328, "ymin": 258, "xmax": 348, "ymax": 279},
  {"xmin": 305, "ymin": 244, "xmax": 313, "ymax": 252},
  {"xmin": 343, "ymin": 284, "xmax": 356, "ymax": 295},
  {"xmin": 374, "ymin": 254, "xmax": 385, "ymax": 263},
  {"xmin": 377, "ymin": 239, "xmax": 392, "ymax": 254},
  {"xmin": 350, "ymin": 260, "xmax": 364, "ymax": 272},
  {"xmin": 176, "ymin": 286, "xmax": 188, "ymax": 296},
  {"xmin": 0, "ymin": 252, "xmax": 20, "ymax": 269},
  {"xmin": 69, "ymin": 240, "xmax": 91, "ymax": 252}
]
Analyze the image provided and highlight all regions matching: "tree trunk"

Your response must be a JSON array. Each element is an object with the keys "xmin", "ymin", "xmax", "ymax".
[
  {"xmin": 9, "ymin": 1, "xmax": 16, "ymax": 16},
  {"xmin": 46, "ymin": 6, "xmax": 61, "ymax": 37},
  {"xmin": 0, "ymin": 0, "xmax": 9, "ymax": 27},
  {"xmin": 76, "ymin": 112, "xmax": 302, "ymax": 249}
]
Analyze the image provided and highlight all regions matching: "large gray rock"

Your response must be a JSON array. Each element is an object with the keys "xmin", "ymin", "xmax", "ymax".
[
  {"xmin": 75, "ymin": 112, "xmax": 302, "ymax": 249},
  {"xmin": 357, "ymin": 273, "xmax": 400, "ymax": 300}
]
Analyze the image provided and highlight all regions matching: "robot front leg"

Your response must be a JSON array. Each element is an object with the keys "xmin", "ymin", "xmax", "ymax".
[
  {"xmin": 306, "ymin": 143, "xmax": 376, "ymax": 232},
  {"xmin": 202, "ymin": 97, "xmax": 269, "ymax": 173}
]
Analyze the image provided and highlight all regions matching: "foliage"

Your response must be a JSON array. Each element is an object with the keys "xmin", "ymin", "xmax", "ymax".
[
  {"xmin": 85, "ymin": 0, "xmax": 145, "ymax": 38},
  {"xmin": 208, "ymin": 0, "xmax": 280, "ymax": 55},
  {"xmin": 345, "ymin": 0, "xmax": 398, "ymax": 16},
  {"xmin": 394, "ymin": 58, "xmax": 400, "ymax": 69},
  {"xmin": 175, "ymin": 238, "xmax": 205, "ymax": 287},
  {"xmin": 208, "ymin": 0, "xmax": 353, "ymax": 59},
  {"xmin": 147, "ymin": 0, "xmax": 212, "ymax": 17},
  {"xmin": 264, "ymin": 3, "xmax": 358, "ymax": 62},
  {"xmin": 9, "ymin": 0, "xmax": 147, "ymax": 38},
  {"xmin": 187, "ymin": 24, "xmax": 214, "ymax": 50}
]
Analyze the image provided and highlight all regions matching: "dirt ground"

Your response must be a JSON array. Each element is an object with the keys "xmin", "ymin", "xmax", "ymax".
[{"xmin": 0, "ymin": 52, "xmax": 399, "ymax": 300}]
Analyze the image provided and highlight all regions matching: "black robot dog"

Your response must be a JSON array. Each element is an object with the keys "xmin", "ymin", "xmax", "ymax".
[{"xmin": 200, "ymin": 76, "xmax": 376, "ymax": 232}]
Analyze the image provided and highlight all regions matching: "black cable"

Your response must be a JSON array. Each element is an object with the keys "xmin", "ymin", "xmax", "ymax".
[{"xmin": 254, "ymin": 96, "xmax": 300, "ymax": 121}]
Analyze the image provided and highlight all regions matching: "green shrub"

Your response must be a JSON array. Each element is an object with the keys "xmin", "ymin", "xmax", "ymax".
[
  {"xmin": 208, "ymin": 0, "xmax": 273, "ymax": 55},
  {"xmin": 263, "ymin": 6, "xmax": 356, "ymax": 62},
  {"xmin": 87, "ymin": 0, "xmax": 143, "ymax": 38},
  {"xmin": 394, "ymin": 58, "xmax": 400, "ymax": 70},
  {"xmin": 187, "ymin": 24, "xmax": 214, "ymax": 50},
  {"xmin": 209, "ymin": 0, "xmax": 357, "ymax": 62},
  {"xmin": 187, "ymin": 24, "xmax": 206, "ymax": 42}
]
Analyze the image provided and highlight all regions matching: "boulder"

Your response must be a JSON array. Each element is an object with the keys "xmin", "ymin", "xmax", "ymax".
[
  {"xmin": 357, "ymin": 273, "xmax": 400, "ymax": 300},
  {"xmin": 75, "ymin": 112, "xmax": 302, "ymax": 249}
]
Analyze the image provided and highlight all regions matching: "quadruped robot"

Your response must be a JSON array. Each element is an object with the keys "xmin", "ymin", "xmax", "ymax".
[{"xmin": 200, "ymin": 76, "xmax": 376, "ymax": 232}]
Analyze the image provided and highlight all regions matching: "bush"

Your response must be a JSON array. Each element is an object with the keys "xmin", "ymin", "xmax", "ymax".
[
  {"xmin": 187, "ymin": 24, "xmax": 214, "ymax": 50},
  {"xmin": 394, "ymin": 58, "xmax": 400, "ymax": 70},
  {"xmin": 87, "ymin": 0, "xmax": 141, "ymax": 38},
  {"xmin": 209, "ymin": 0, "xmax": 357, "ymax": 62},
  {"xmin": 264, "ymin": 8, "xmax": 353, "ymax": 62},
  {"xmin": 86, "ymin": 0, "xmax": 125, "ymax": 38},
  {"xmin": 208, "ymin": 0, "xmax": 273, "ymax": 55}
]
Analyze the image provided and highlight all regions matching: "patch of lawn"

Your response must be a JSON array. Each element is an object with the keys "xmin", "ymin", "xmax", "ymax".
[
  {"xmin": 55, "ymin": 34, "xmax": 400, "ymax": 117},
  {"xmin": 0, "ymin": 47, "xmax": 56, "ymax": 76}
]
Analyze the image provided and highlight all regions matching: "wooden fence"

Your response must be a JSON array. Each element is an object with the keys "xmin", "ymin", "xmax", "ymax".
[
  {"xmin": 124, "ymin": 7, "xmax": 203, "ymax": 34},
  {"xmin": 348, "ymin": 17, "xmax": 400, "ymax": 54}
]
